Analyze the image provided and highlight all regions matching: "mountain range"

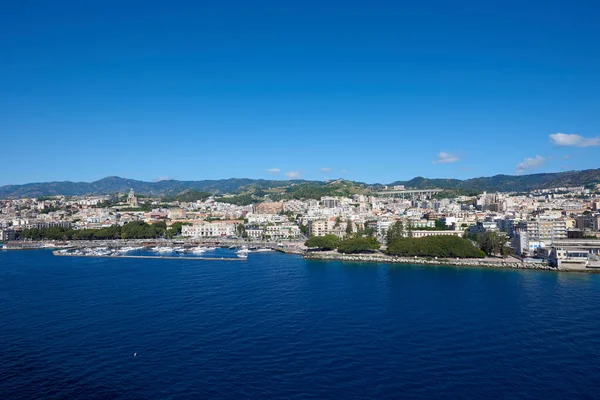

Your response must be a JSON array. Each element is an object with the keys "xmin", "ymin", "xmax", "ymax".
[{"xmin": 1, "ymin": 169, "xmax": 599, "ymax": 199}]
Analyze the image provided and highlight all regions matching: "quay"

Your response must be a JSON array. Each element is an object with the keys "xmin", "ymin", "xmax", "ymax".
[{"xmin": 53, "ymin": 251, "xmax": 245, "ymax": 261}]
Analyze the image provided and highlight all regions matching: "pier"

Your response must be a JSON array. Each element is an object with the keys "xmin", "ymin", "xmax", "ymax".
[{"xmin": 53, "ymin": 251, "xmax": 246, "ymax": 261}]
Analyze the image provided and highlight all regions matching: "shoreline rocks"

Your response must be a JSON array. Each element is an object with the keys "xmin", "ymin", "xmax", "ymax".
[{"xmin": 301, "ymin": 252, "xmax": 561, "ymax": 271}]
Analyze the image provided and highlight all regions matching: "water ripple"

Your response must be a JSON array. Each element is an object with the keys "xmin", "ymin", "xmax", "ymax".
[{"xmin": 1, "ymin": 251, "xmax": 600, "ymax": 399}]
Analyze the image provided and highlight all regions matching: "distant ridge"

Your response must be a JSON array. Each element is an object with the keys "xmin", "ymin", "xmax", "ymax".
[
  {"xmin": 389, "ymin": 168, "xmax": 600, "ymax": 192},
  {"xmin": 1, "ymin": 169, "xmax": 599, "ymax": 198}
]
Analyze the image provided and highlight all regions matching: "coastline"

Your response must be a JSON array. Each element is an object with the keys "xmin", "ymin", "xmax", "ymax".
[
  {"xmin": 301, "ymin": 251, "xmax": 596, "ymax": 272},
  {"xmin": 4, "ymin": 239, "xmax": 600, "ymax": 273}
]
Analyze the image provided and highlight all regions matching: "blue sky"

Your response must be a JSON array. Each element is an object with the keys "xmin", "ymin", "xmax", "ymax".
[{"xmin": 1, "ymin": 0, "xmax": 599, "ymax": 185}]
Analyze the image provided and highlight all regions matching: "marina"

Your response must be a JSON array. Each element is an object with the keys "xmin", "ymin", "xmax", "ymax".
[
  {"xmin": 52, "ymin": 251, "xmax": 246, "ymax": 261},
  {"xmin": 49, "ymin": 243, "xmax": 254, "ymax": 261}
]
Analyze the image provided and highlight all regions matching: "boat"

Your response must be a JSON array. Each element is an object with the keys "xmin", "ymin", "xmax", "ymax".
[
  {"xmin": 247, "ymin": 247, "xmax": 273, "ymax": 253},
  {"xmin": 118, "ymin": 246, "xmax": 137, "ymax": 253},
  {"xmin": 191, "ymin": 246, "xmax": 207, "ymax": 254},
  {"xmin": 151, "ymin": 246, "xmax": 174, "ymax": 253}
]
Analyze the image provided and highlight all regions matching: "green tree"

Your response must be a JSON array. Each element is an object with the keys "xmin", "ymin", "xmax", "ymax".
[
  {"xmin": 386, "ymin": 235, "xmax": 485, "ymax": 258},
  {"xmin": 386, "ymin": 221, "xmax": 405, "ymax": 244},
  {"xmin": 476, "ymin": 231, "xmax": 510, "ymax": 257},
  {"xmin": 165, "ymin": 222, "xmax": 191, "ymax": 239},
  {"xmin": 236, "ymin": 223, "xmax": 247, "ymax": 238},
  {"xmin": 337, "ymin": 237, "xmax": 380, "ymax": 254},
  {"xmin": 345, "ymin": 220, "xmax": 353, "ymax": 235},
  {"xmin": 305, "ymin": 234, "xmax": 340, "ymax": 250},
  {"xmin": 175, "ymin": 190, "xmax": 211, "ymax": 202}
]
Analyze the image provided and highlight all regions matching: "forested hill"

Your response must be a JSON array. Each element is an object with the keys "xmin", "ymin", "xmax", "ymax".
[
  {"xmin": 389, "ymin": 168, "xmax": 600, "ymax": 193},
  {"xmin": 0, "ymin": 176, "xmax": 310, "ymax": 198},
  {"xmin": 1, "ymin": 168, "xmax": 599, "ymax": 198}
]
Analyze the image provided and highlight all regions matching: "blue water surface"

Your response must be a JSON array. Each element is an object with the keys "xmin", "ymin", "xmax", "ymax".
[{"xmin": 1, "ymin": 250, "xmax": 599, "ymax": 399}]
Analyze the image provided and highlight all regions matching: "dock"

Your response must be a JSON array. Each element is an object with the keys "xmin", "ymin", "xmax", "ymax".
[{"xmin": 53, "ymin": 251, "xmax": 245, "ymax": 261}]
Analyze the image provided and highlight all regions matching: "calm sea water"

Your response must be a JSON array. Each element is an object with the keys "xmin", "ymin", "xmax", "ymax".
[{"xmin": 2, "ymin": 249, "xmax": 600, "ymax": 399}]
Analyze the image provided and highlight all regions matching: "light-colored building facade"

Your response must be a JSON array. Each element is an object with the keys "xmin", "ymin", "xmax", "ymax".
[{"xmin": 181, "ymin": 221, "xmax": 240, "ymax": 237}]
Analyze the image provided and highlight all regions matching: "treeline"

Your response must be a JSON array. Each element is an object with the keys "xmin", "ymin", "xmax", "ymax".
[
  {"xmin": 215, "ymin": 194, "xmax": 256, "ymax": 206},
  {"xmin": 305, "ymin": 234, "xmax": 381, "ymax": 254},
  {"xmin": 387, "ymin": 221, "xmax": 510, "ymax": 258},
  {"xmin": 385, "ymin": 236, "xmax": 486, "ymax": 258},
  {"xmin": 21, "ymin": 221, "xmax": 190, "ymax": 241},
  {"xmin": 284, "ymin": 182, "xmax": 369, "ymax": 201}
]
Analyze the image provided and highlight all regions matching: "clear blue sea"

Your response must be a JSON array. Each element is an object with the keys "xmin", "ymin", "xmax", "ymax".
[{"xmin": 2, "ymin": 249, "xmax": 600, "ymax": 399}]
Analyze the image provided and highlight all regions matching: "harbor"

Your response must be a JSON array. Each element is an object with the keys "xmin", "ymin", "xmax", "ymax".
[
  {"xmin": 44, "ymin": 242, "xmax": 277, "ymax": 261},
  {"xmin": 52, "ymin": 250, "xmax": 246, "ymax": 261}
]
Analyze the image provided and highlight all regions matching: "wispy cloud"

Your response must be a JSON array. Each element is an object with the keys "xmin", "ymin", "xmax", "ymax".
[
  {"xmin": 340, "ymin": 169, "xmax": 348, "ymax": 174},
  {"xmin": 563, "ymin": 154, "xmax": 571, "ymax": 159},
  {"xmin": 286, "ymin": 171, "xmax": 301, "ymax": 179},
  {"xmin": 549, "ymin": 133, "xmax": 600, "ymax": 147},
  {"xmin": 267, "ymin": 168, "xmax": 281, "ymax": 173},
  {"xmin": 515, "ymin": 155, "xmax": 546, "ymax": 175},
  {"xmin": 152, "ymin": 176, "xmax": 172, "ymax": 182},
  {"xmin": 433, "ymin": 152, "xmax": 459, "ymax": 164},
  {"xmin": 320, "ymin": 167, "xmax": 332, "ymax": 172}
]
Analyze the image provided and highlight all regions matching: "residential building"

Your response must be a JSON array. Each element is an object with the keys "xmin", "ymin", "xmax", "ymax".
[{"xmin": 181, "ymin": 220, "xmax": 240, "ymax": 237}]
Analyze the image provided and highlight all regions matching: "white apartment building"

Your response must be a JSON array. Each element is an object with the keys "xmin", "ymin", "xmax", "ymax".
[
  {"xmin": 264, "ymin": 224, "xmax": 301, "ymax": 239},
  {"xmin": 181, "ymin": 221, "xmax": 239, "ymax": 238},
  {"xmin": 246, "ymin": 214, "xmax": 288, "ymax": 224}
]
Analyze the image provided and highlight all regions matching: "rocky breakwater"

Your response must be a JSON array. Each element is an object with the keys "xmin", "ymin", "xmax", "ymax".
[{"xmin": 303, "ymin": 252, "xmax": 556, "ymax": 271}]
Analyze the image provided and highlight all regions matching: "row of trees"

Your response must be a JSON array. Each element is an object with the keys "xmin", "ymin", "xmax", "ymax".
[
  {"xmin": 21, "ymin": 221, "xmax": 190, "ymax": 241},
  {"xmin": 387, "ymin": 221, "xmax": 513, "ymax": 258},
  {"xmin": 305, "ymin": 234, "xmax": 381, "ymax": 254},
  {"xmin": 386, "ymin": 236, "xmax": 486, "ymax": 258}
]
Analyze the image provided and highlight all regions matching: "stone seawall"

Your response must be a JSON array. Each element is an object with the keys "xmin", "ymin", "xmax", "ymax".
[{"xmin": 302, "ymin": 253, "xmax": 557, "ymax": 271}]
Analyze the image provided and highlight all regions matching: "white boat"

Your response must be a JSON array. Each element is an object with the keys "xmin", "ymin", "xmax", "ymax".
[
  {"xmin": 118, "ymin": 246, "xmax": 137, "ymax": 253},
  {"xmin": 248, "ymin": 247, "xmax": 273, "ymax": 253},
  {"xmin": 151, "ymin": 246, "xmax": 174, "ymax": 253},
  {"xmin": 191, "ymin": 246, "xmax": 207, "ymax": 254}
]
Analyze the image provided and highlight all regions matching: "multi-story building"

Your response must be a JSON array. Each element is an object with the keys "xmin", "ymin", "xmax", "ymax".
[
  {"xmin": 1, "ymin": 229, "xmax": 16, "ymax": 242},
  {"xmin": 181, "ymin": 220, "xmax": 240, "ymax": 237},
  {"xmin": 253, "ymin": 202, "xmax": 284, "ymax": 214},
  {"xmin": 307, "ymin": 219, "xmax": 330, "ymax": 237},
  {"xmin": 321, "ymin": 197, "xmax": 340, "ymax": 208},
  {"xmin": 517, "ymin": 218, "xmax": 567, "ymax": 242}
]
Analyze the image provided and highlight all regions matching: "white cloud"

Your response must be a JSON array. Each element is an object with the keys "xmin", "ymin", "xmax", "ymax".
[
  {"xmin": 549, "ymin": 133, "xmax": 600, "ymax": 147},
  {"xmin": 340, "ymin": 169, "xmax": 348, "ymax": 174},
  {"xmin": 267, "ymin": 168, "xmax": 281, "ymax": 173},
  {"xmin": 515, "ymin": 155, "xmax": 546, "ymax": 175},
  {"xmin": 433, "ymin": 152, "xmax": 459, "ymax": 164},
  {"xmin": 152, "ymin": 176, "xmax": 172, "ymax": 182},
  {"xmin": 286, "ymin": 171, "xmax": 301, "ymax": 179},
  {"xmin": 320, "ymin": 167, "xmax": 332, "ymax": 172}
]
